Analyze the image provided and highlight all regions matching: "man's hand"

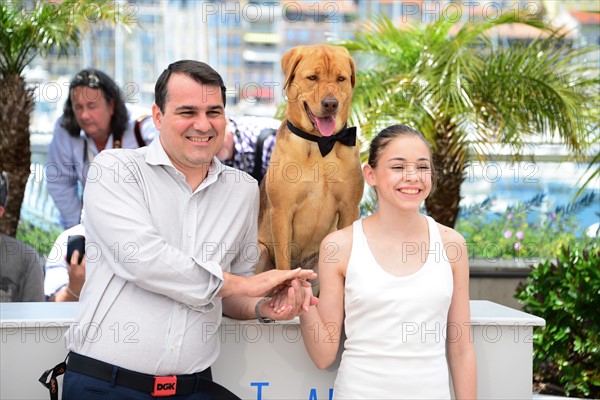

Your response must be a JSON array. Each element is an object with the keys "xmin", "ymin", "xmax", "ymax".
[
  {"xmin": 219, "ymin": 267, "xmax": 317, "ymax": 298},
  {"xmin": 261, "ymin": 278, "xmax": 319, "ymax": 321},
  {"xmin": 220, "ymin": 269, "xmax": 318, "ymax": 321}
]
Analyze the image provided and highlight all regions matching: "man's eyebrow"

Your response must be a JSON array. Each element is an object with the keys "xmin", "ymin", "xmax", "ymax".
[
  {"xmin": 173, "ymin": 104, "xmax": 224, "ymax": 112},
  {"xmin": 207, "ymin": 104, "xmax": 224, "ymax": 112},
  {"xmin": 174, "ymin": 105, "xmax": 198, "ymax": 112}
]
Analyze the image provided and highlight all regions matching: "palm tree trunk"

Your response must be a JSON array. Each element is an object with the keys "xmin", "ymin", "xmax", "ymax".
[
  {"xmin": 425, "ymin": 124, "xmax": 467, "ymax": 228},
  {"xmin": 0, "ymin": 74, "xmax": 34, "ymax": 236}
]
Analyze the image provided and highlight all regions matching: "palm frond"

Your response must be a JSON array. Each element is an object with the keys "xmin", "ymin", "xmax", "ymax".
[
  {"xmin": 573, "ymin": 150, "xmax": 600, "ymax": 201},
  {"xmin": 338, "ymin": 12, "xmax": 598, "ymax": 226},
  {"xmin": 0, "ymin": 0, "xmax": 133, "ymax": 75},
  {"xmin": 472, "ymin": 32, "xmax": 600, "ymax": 155}
]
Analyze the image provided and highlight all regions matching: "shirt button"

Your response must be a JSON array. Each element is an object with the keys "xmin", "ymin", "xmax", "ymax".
[
  {"xmin": 171, "ymin": 346, "xmax": 175, "ymax": 352},
  {"xmin": 187, "ymin": 232, "xmax": 192, "ymax": 238},
  {"xmin": 179, "ymin": 304, "xmax": 184, "ymax": 310}
]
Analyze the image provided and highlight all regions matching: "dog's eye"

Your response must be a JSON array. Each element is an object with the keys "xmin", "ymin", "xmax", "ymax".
[
  {"xmin": 338, "ymin": 77, "xmax": 346, "ymax": 82},
  {"xmin": 307, "ymin": 75, "xmax": 317, "ymax": 81}
]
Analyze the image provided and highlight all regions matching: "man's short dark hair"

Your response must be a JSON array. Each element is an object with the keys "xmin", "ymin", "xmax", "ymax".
[
  {"xmin": 154, "ymin": 60, "xmax": 227, "ymax": 113},
  {"xmin": 0, "ymin": 171, "xmax": 9, "ymax": 208}
]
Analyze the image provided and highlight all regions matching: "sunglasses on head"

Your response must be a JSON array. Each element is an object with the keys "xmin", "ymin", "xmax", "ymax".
[{"xmin": 72, "ymin": 72, "xmax": 101, "ymax": 88}]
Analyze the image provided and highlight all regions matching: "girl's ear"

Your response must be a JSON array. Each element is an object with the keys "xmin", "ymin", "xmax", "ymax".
[{"xmin": 362, "ymin": 163, "xmax": 376, "ymax": 187}]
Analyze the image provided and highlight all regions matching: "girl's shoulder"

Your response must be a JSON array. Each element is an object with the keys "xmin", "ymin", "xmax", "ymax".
[
  {"xmin": 435, "ymin": 221, "xmax": 467, "ymax": 248},
  {"xmin": 320, "ymin": 220, "xmax": 357, "ymax": 268}
]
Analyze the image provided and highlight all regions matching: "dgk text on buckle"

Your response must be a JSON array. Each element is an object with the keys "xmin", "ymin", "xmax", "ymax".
[{"xmin": 152, "ymin": 375, "xmax": 177, "ymax": 397}]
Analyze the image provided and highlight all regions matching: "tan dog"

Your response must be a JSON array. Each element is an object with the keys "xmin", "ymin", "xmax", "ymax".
[{"xmin": 257, "ymin": 45, "xmax": 363, "ymax": 278}]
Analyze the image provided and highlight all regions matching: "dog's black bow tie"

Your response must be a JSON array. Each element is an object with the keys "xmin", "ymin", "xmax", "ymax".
[{"xmin": 287, "ymin": 120, "xmax": 357, "ymax": 157}]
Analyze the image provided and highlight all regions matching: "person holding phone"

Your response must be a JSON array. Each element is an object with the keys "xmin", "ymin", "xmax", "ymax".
[{"xmin": 44, "ymin": 224, "xmax": 86, "ymax": 301}]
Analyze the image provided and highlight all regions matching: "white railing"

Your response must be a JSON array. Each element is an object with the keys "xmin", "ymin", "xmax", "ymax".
[
  {"xmin": 21, "ymin": 162, "xmax": 61, "ymax": 230},
  {"xmin": 0, "ymin": 301, "xmax": 545, "ymax": 400}
]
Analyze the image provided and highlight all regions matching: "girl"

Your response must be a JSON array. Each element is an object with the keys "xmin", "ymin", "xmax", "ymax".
[{"xmin": 299, "ymin": 124, "xmax": 477, "ymax": 399}]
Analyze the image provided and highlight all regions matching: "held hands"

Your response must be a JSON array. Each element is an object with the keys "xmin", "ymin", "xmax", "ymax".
[
  {"xmin": 219, "ymin": 268, "xmax": 318, "ymax": 321},
  {"xmin": 220, "ymin": 267, "xmax": 317, "ymax": 298},
  {"xmin": 259, "ymin": 277, "xmax": 319, "ymax": 321}
]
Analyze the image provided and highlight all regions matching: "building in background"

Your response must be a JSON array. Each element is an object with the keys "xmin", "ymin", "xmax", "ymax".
[
  {"xmin": 22, "ymin": 0, "xmax": 599, "ymax": 232},
  {"xmin": 28, "ymin": 0, "xmax": 598, "ymax": 128}
]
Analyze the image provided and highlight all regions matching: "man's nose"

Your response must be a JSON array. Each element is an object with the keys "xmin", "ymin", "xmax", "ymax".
[
  {"xmin": 79, "ymin": 108, "xmax": 90, "ymax": 119},
  {"xmin": 192, "ymin": 114, "xmax": 211, "ymax": 132}
]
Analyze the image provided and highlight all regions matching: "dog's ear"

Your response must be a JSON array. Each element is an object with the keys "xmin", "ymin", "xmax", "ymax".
[
  {"xmin": 281, "ymin": 46, "xmax": 304, "ymax": 90},
  {"xmin": 349, "ymin": 56, "xmax": 356, "ymax": 88}
]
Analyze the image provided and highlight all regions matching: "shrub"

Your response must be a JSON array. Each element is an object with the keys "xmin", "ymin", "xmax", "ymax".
[
  {"xmin": 515, "ymin": 243, "xmax": 600, "ymax": 398},
  {"xmin": 456, "ymin": 192, "xmax": 597, "ymax": 261},
  {"xmin": 16, "ymin": 220, "xmax": 61, "ymax": 257}
]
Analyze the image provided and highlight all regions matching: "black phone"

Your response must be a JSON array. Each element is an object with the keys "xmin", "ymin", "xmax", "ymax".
[{"xmin": 66, "ymin": 235, "xmax": 86, "ymax": 264}]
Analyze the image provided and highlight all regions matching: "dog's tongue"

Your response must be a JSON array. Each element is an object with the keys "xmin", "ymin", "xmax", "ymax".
[{"xmin": 315, "ymin": 116, "xmax": 336, "ymax": 137}]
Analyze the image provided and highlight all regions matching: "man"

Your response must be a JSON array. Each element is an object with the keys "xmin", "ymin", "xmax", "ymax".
[
  {"xmin": 47, "ymin": 68, "xmax": 158, "ymax": 229},
  {"xmin": 0, "ymin": 171, "xmax": 45, "ymax": 302},
  {"xmin": 61, "ymin": 61, "xmax": 316, "ymax": 399}
]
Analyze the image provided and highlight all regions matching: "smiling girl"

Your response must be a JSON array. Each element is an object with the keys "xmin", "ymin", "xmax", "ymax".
[{"xmin": 299, "ymin": 124, "xmax": 477, "ymax": 399}]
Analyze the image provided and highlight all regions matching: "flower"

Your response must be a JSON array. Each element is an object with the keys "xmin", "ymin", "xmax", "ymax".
[
  {"xmin": 514, "ymin": 242, "xmax": 521, "ymax": 251},
  {"xmin": 504, "ymin": 230, "xmax": 513, "ymax": 239},
  {"xmin": 516, "ymin": 231, "xmax": 524, "ymax": 240},
  {"xmin": 507, "ymin": 213, "xmax": 514, "ymax": 220}
]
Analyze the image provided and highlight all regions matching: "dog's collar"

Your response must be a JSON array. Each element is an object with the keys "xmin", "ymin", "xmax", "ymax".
[{"xmin": 286, "ymin": 120, "xmax": 357, "ymax": 157}]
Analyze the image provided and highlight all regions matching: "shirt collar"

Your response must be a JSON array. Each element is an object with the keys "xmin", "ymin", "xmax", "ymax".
[{"xmin": 81, "ymin": 130, "xmax": 114, "ymax": 152}]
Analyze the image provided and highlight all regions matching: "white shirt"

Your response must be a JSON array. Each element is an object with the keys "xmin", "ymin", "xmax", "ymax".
[{"xmin": 65, "ymin": 138, "xmax": 259, "ymax": 375}]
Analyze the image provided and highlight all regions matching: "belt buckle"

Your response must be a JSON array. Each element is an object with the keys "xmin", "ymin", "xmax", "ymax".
[{"xmin": 152, "ymin": 375, "xmax": 177, "ymax": 397}]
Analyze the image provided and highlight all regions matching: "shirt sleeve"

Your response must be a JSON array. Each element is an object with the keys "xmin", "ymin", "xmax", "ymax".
[
  {"xmin": 229, "ymin": 185, "xmax": 259, "ymax": 277},
  {"xmin": 83, "ymin": 151, "xmax": 224, "ymax": 309},
  {"xmin": 46, "ymin": 119, "xmax": 82, "ymax": 229},
  {"xmin": 44, "ymin": 229, "xmax": 70, "ymax": 297}
]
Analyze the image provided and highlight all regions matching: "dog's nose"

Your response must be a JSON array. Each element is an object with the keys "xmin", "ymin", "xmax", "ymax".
[{"xmin": 321, "ymin": 98, "xmax": 338, "ymax": 113}]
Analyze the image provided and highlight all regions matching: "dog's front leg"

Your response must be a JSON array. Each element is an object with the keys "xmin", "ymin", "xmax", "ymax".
[{"xmin": 269, "ymin": 207, "xmax": 295, "ymax": 270}]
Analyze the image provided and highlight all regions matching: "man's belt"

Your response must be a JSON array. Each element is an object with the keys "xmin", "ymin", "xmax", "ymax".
[{"xmin": 67, "ymin": 352, "xmax": 240, "ymax": 399}]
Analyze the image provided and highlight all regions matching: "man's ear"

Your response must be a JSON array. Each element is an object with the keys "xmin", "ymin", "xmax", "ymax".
[{"xmin": 152, "ymin": 103, "xmax": 162, "ymax": 131}]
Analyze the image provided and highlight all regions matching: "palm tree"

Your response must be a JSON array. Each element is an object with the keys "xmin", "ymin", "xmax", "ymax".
[
  {"xmin": 0, "ymin": 0, "xmax": 131, "ymax": 236},
  {"xmin": 341, "ymin": 13, "xmax": 599, "ymax": 228}
]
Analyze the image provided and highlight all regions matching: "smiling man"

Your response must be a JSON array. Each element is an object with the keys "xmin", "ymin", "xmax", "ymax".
[{"xmin": 59, "ymin": 60, "xmax": 317, "ymax": 400}]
